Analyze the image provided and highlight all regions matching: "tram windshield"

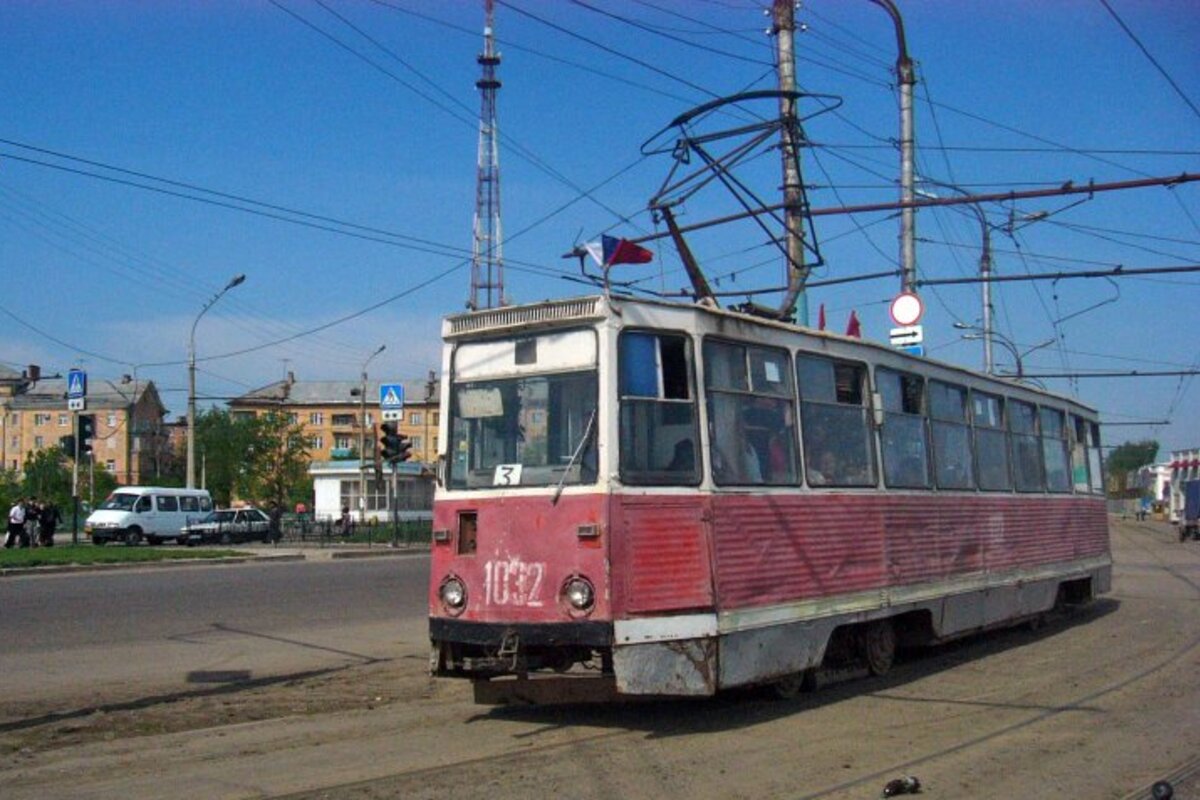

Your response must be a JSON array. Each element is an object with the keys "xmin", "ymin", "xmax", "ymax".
[{"xmin": 448, "ymin": 370, "xmax": 598, "ymax": 490}]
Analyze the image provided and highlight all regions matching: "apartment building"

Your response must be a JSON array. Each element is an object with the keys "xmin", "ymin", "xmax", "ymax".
[
  {"xmin": 0, "ymin": 364, "xmax": 171, "ymax": 483},
  {"xmin": 228, "ymin": 372, "xmax": 440, "ymax": 465}
]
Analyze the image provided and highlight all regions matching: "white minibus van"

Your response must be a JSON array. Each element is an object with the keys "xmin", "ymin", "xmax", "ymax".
[{"xmin": 85, "ymin": 486, "xmax": 214, "ymax": 545}]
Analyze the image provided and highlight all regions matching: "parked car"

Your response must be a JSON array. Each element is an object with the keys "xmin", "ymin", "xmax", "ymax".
[{"xmin": 181, "ymin": 508, "xmax": 273, "ymax": 546}]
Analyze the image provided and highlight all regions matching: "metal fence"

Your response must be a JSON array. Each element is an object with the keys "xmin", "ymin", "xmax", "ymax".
[{"xmin": 275, "ymin": 513, "xmax": 432, "ymax": 549}]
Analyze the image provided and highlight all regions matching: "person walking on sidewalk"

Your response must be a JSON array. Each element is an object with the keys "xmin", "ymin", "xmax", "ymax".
[{"xmin": 5, "ymin": 497, "xmax": 29, "ymax": 548}]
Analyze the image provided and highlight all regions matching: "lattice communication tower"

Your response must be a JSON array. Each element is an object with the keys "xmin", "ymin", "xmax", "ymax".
[{"xmin": 468, "ymin": 0, "xmax": 504, "ymax": 310}]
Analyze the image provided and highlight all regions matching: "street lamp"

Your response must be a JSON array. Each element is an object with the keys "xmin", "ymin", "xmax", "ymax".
[
  {"xmin": 359, "ymin": 344, "xmax": 386, "ymax": 522},
  {"xmin": 917, "ymin": 180, "xmax": 994, "ymax": 373},
  {"xmin": 187, "ymin": 273, "xmax": 245, "ymax": 489},
  {"xmin": 954, "ymin": 322, "xmax": 1053, "ymax": 380}
]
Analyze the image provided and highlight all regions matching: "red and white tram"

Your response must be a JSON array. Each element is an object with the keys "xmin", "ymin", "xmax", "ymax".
[{"xmin": 428, "ymin": 295, "xmax": 1110, "ymax": 702}]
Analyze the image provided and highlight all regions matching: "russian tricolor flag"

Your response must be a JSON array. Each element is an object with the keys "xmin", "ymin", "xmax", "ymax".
[{"xmin": 585, "ymin": 234, "xmax": 653, "ymax": 267}]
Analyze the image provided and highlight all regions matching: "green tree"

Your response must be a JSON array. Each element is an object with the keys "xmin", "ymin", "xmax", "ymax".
[
  {"xmin": 0, "ymin": 467, "xmax": 22, "ymax": 515},
  {"xmin": 237, "ymin": 411, "xmax": 310, "ymax": 507},
  {"xmin": 1105, "ymin": 440, "xmax": 1159, "ymax": 498},
  {"xmin": 21, "ymin": 447, "xmax": 72, "ymax": 508},
  {"xmin": 195, "ymin": 409, "xmax": 258, "ymax": 507}
]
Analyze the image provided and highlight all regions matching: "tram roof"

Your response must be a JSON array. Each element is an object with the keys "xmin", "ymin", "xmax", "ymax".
[{"xmin": 443, "ymin": 294, "xmax": 1097, "ymax": 417}]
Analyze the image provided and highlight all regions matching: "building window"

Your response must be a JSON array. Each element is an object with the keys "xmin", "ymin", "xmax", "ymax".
[
  {"xmin": 58, "ymin": 413, "xmax": 69, "ymax": 426},
  {"xmin": 288, "ymin": 413, "xmax": 299, "ymax": 425},
  {"xmin": 411, "ymin": 435, "xmax": 423, "ymax": 451},
  {"xmin": 332, "ymin": 414, "xmax": 356, "ymax": 427},
  {"xmin": 105, "ymin": 460, "xmax": 116, "ymax": 472},
  {"xmin": 34, "ymin": 436, "xmax": 44, "ymax": 449},
  {"xmin": 365, "ymin": 412, "xmax": 374, "ymax": 426},
  {"xmin": 311, "ymin": 435, "xmax": 325, "ymax": 450},
  {"xmin": 334, "ymin": 435, "xmax": 353, "ymax": 450},
  {"xmin": 409, "ymin": 411, "xmax": 423, "ymax": 425},
  {"xmin": 107, "ymin": 412, "xmax": 117, "ymax": 427},
  {"xmin": 34, "ymin": 413, "xmax": 51, "ymax": 426},
  {"xmin": 309, "ymin": 412, "xmax": 325, "ymax": 425}
]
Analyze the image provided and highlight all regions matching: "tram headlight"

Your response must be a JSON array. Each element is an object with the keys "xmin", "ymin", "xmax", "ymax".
[
  {"xmin": 439, "ymin": 576, "xmax": 467, "ymax": 614},
  {"xmin": 563, "ymin": 576, "xmax": 595, "ymax": 613}
]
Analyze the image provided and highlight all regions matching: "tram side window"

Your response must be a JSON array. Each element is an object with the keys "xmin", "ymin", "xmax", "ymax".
[
  {"xmin": 704, "ymin": 340, "xmax": 798, "ymax": 486},
  {"xmin": 1070, "ymin": 415, "xmax": 1092, "ymax": 492},
  {"xmin": 877, "ymin": 368, "xmax": 931, "ymax": 489},
  {"xmin": 1009, "ymin": 399, "xmax": 1044, "ymax": 492},
  {"xmin": 1087, "ymin": 420, "xmax": 1105, "ymax": 494},
  {"xmin": 972, "ymin": 391, "xmax": 1011, "ymax": 491},
  {"xmin": 796, "ymin": 355, "xmax": 874, "ymax": 487},
  {"xmin": 618, "ymin": 331, "xmax": 701, "ymax": 485},
  {"xmin": 1040, "ymin": 408, "xmax": 1071, "ymax": 493},
  {"xmin": 929, "ymin": 381, "xmax": 974, "ymax": 490}
]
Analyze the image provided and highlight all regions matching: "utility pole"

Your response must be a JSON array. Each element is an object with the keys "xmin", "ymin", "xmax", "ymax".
[
  {"xmin": 868, "ymin": 0, "xmax": 917, "ymax": 293},
  {"xmin": 468, "ymin": 0, "xmax": 505, "ymax": 310},
  {"xmin": 771, "ymin": 0, "xmax": 809, "ymax": 325}
]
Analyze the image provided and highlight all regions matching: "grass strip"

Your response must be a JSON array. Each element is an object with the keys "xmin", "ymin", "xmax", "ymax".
[{"xmin": 0, "ymin": 544, "xmax": 239, "ymax": 569}]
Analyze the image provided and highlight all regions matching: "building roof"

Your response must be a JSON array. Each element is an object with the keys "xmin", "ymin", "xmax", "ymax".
[
  {"xmin": 5, "ymin": 378, "xmax": 164, "ymax": 413},
  {"xmin": 232, "ymin": 378, "xmax": 439, "ymax": 408}
]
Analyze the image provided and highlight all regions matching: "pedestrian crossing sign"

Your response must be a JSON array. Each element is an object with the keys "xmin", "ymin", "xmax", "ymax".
[
  {"xmin": 379, "ymin": 383, "xmax": 405, "ymax": 409},
  {"xmin": 67, "ymin": 369, "xmax": 87, "ymax": 399}
]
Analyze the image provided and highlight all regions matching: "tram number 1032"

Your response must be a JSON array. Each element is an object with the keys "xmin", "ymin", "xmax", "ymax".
[{"xmin": 482, "ymin": 558, "xmax": 546, "ymax": 607}]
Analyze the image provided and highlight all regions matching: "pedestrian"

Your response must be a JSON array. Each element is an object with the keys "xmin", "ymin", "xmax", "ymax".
[
  {"xmin": 267, "ymin": 501, "xmax": 283, "ymax": 543},
  {"xmin": 6, "ymin": 497, "xmax": 29, "ymax": 548},
  {"xmin": 26, "ymin": 498, "xmax": 42, "ymax": 547},
  {"xmin": 39, "ymin": 501, "xmax": 61, "ymax": 547},
  {"xmin": 338, "ymin": 505, "xmax": 353, "ymax": 538}
]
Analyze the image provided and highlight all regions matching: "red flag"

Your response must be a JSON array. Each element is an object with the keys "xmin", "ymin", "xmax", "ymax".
[
  {"xmin": 845, "ymin": 310, "xmax": 862, "ymax": 338},
  {"xmin": 818, "ymin": 303, "xmax": 826, "ymax": 331}
]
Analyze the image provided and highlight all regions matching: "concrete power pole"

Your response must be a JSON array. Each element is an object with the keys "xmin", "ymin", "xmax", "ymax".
[
  {"xmin": 771, "ymin": 0, "xmax": 810, "ymax": 326},
  {"xmin": 468, "ymin": 0, "xmax": 505, "ymax": 310}
]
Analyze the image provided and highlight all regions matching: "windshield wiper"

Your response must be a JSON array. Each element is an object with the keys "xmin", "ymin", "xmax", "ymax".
[{"xmin": 552, "ymin": 408, "xmax": 597, "ymax": 506}]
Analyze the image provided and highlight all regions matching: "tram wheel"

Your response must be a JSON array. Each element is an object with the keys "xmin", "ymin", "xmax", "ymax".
[
  {"xmin": 862, "ymin": 620, "xmax": 896, "ymax": 676},
  {"xmin": 773, "ymin": 669, "xmax": 816, "ymax": 699}
]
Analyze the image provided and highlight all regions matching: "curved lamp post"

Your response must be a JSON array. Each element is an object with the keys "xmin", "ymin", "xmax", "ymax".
[
  {"xmin": 955, "ymin": 322, "xmax": 1053, "ymax": 380},
  {"xmin": 187, "ymin": 274, "xmax": 246, "ymax": 488}
]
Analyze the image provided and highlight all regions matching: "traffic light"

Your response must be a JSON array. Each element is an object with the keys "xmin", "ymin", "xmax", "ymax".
[
  {"xmin": 380, "ymin": 422, "xmax": 413, "ymax": 464},
  {"xmin": 395, "ymin": 431, "xmax": 412, "ymax": 463},
  {"xmin": 77, "ymin": 414, "xmax": 95, "ymax": 456},
  {"xmin": 380, "ymin": 421, "xmax": 401, "ymax": 463}
]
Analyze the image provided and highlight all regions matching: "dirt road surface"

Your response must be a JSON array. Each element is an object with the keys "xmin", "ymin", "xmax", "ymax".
[{"xmin": 2, "ymin": 517, "xmax": 1197, "ymax": 799}]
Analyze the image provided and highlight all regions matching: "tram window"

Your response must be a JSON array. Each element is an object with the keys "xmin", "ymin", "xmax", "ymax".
[
  {"xmin": 1070, "ymin": 415, "xmax": 1092, "ymax": 492},
  {"xmin": 877, "ymin": 368, "xmax": 931, "ymax": 489},
  {"xmin": 929, "ymin": 381, "xmax": 974, "ymax": 490},
  {"xmin": 1087, "ymin": 421, "xmax": 1104, "ymax": 494},
  {"xmin": 619, "ymin": 332, "xmax": 701, "ymax": 485},
  {"xmin": 704, "ymin": 340, "xmax": 798, "ymax": 486},
  {"xmin": 796, "ymin": 355, "xmax": 874, "ymax": 487},
  {"xmin": 1040, "ymin": 408, "xmax": 1071, "ymax": 492},
  {"xmin": 972, "ymin": 391, "xmax": 1011, "ymax": 491},
  {"xmin": 1009, "ymin": 400, "xmax": 1044, "ymax": 492},
  {"xmin": 448, "ymin": 370, "xmax": 599, "ymax": 490}
]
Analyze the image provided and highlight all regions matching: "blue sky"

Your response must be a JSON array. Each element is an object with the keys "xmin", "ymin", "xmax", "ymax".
[{"xmin": 1, "ymin": 1, "xmax": 1197, "ymax": 456}]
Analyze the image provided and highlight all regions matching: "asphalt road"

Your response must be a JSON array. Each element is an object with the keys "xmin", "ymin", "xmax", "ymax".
[{"xmin": 0, "ymin": 555, "xmax": 431, "ymax": 717}]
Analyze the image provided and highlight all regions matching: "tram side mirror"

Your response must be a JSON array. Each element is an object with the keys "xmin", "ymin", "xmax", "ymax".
[{"xmin": 872, "ymin": 391, "xmax": 884, "ymax": 428}]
